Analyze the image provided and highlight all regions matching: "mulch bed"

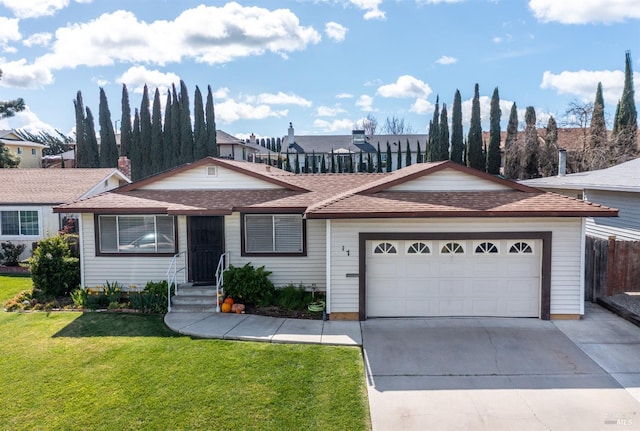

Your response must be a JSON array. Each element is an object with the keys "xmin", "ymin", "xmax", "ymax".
[
  {"xmin": 246, "ymin": 304, "xmax": 325, "ymax": 320},
  {"xmin": 0, "ymin": 265, "xmax": 31, "ymax": 275}
]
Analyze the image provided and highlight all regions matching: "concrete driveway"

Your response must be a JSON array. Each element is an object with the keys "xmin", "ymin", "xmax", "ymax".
[{"xmin": 362, "ymin": 305, "xmax": 640, "ymax": 430}]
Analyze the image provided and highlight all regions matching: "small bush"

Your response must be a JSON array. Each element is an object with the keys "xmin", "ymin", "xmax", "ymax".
[
  {"xmin": 29, "ymin": 235, "xmax": 80, "ymax": 297},
  {"xmin": 128, "ymin": 280, "xmax": 172, "ymax": 314},
  {"xmin": 223, "ymin": 263, "xmax": 275, "ymax": 306},
  {"xmin": 1, "ymin": 241, "xmax": 26, "ymax": 266},
  {"xmin": 274, "ymin": 284, "xmax": 315, "ymax": 310}
]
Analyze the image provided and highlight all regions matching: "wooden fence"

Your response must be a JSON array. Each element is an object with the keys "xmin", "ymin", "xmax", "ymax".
[{"xmin": 585, "ymin": 236, "xmax": 640, "ymax": 302}]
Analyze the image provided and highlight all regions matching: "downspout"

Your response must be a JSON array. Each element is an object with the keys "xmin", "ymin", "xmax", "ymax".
[
  {"xmin": 579, "ymin": 217, "xmax": 586, "ymax": 315},
  {"xmin": 325, "ymin": 219, "xmax": 331, "ymax": 315}
]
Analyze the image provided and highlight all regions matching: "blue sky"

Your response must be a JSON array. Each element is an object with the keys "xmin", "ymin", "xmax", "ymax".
[{"xmin": 0, "ymin": 0, "xmax": 638, "ymax": 141}]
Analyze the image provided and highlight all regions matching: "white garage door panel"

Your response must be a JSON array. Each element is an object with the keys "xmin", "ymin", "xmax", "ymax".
[{"xmin": 366, "ymin": 239, "xmax": 541, "ymax": 318}]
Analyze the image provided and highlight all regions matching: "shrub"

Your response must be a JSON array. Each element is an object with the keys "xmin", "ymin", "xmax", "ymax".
[
  {"xmin": 29, "ymin": 235, "xmax": 80, "ymax": 297},
  {"xmin": 128, "ymin": 280, "xmax": 171, "ymax": 314},
  {"xmin": 223, "ymin": 263, "xmax": 275, "ymax": 306},
  {"xmin": 274, "ymin": 284, "xmax": 315, "ymax": 310},
  {"xmin": 1, "ymin": 241, "xmax": 26, "ymax": 266}
]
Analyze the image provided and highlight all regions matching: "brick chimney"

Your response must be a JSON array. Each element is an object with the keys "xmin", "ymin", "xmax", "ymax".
[{"xmin": 118, "ymin": 156, "xmax": 131, "ymax": 179}]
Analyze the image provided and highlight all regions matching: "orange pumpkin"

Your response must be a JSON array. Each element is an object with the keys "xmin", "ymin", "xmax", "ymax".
[
  {"xmin": 224, "ymin": 297, "xmax": 234, "ymax": 305},
  {"xmin": 221, "ymin": 302, "xmax": 232, "ymax": 313}
]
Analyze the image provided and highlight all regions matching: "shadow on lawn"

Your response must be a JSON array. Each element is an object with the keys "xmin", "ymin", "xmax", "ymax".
[{"xmin": 52, "ymin": 312, "xmax": 182, "ymax": 338}]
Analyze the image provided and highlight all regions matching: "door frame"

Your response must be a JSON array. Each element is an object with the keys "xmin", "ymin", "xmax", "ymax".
[
  {"xmin": 358, "ymin": 231, "xmax": 552, "ymax": 321},
  {"xmin": 187, "ymin": 216, "xmax": 225, "ymax": 282}
]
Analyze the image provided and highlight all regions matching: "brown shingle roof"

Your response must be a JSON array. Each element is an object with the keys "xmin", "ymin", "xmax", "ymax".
[{"xmin": 0, "ymin": 168, "xmax": 127, "ymax": 204}]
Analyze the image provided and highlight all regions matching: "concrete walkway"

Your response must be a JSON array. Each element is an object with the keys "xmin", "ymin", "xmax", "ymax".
[{"xmin": 164, "ymin": 312, "xmax": 362, "ymax": 346}]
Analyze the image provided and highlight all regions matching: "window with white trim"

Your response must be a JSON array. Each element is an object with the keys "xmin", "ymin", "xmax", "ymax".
[
  {"xmin": 98, "ymin": 215, "xmax": 176, "ymax": 254},
  {"xmin": 0, "ymin": 210, "xmax": 40, "ymax": 237},
  {"xmin": 373, "ymin": 242, "xmax": 397, "ymax": 254},
  {"xmin": 441, "ymin": 241, "xmax": 464, "ymax": 254},
  {"xmin": 509, "ymin": 242, "xmax": 533, "ymax": 254},
  {"xmin": 244, "ymin": 214, "xmax": 304, "ymax": 254},
  {"xmin": 474, "ymin": 241, "xmax": 499, "ymax": 254},
  {"xmin": 407, "ymin": 241, "xmax": 430, "ymax": 254}
]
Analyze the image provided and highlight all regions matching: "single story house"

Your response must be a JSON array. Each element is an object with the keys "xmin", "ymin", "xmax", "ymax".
[
  {"xmin": 0, "ymin": 130, "xmax": 48, "ymax": 168},
  {"xmin": 522, "ymin": 158, "xmax": 640, "ymax": 241},
  {"xmin": 0, "ymin": 168, "xmax": 130, "ymax": 260},
  {"xmin": 54, "ymin": 157, "xmax": 616, "ymax": 320}
]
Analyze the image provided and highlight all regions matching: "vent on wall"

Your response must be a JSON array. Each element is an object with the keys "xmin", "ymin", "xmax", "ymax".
[{"xmin": 206, "ymin": 166, "xmax": 218, "ymax": 177}]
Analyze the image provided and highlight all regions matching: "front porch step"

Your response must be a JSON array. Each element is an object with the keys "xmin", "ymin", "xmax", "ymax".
[
  {"xmin": 171, "ymin": 295, "xmax": 218, "ymax": 306},
  {"xmin": 175, "ymin": 286, "xmax": 218, "ymax": 296},
  {"xmin": 169, "ymin": 304, "xmax": 219, "ymax": 313},
  {"xmin": 169, "ymin": 283, "xmax": 222, "ymax": 312}
]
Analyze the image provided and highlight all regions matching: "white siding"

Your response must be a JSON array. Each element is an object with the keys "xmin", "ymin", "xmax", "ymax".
[
  {"xmin": 224, "ymin": 212, "xmax": 326, "ymax": 289},
  {"xmin": 584, "ymin": 189, "xmax": 640, "ymax": 240},
  {"xmin": 329, "ymin": 218, "xmax": 583, "ymax": 316},
  {"xmin": 387, "ymin": 168, "xmax": 512, "ymax": 192},
  {"xmin": 80, "ymin": 213, "xmax": 188, "ymax": 288},
  {"xmin": 140, "ymin": 164, "xmax": 283, "ymax": 190},
  {"xmin": 0, "ymin": 205, "xmax": 54, "ymax": 260}
]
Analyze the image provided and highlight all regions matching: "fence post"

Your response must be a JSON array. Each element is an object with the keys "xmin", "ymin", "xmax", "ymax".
[{"xmin": 606, "ymin": 235, "xmax": 617, "ymax": 296}]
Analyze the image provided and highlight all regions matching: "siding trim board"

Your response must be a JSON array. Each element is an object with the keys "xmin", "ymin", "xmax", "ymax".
[{"xmin": 358, "ymin": 231, "xmax": 552, "ymax": 321}]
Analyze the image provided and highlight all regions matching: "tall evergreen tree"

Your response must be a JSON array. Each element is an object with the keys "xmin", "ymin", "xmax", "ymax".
[
  {"xmin": 386, "ymin": 141, "xmax": 392, "ymax": 172},
  {"xmin": 522, "ymin": 106, "xmax": 540, "ymax": 179},
  {"xmin": 74, "ymin": 91, "xmax": 88, "ymax": 167},
  {"xmin": 367, "ymin": 152, "xmax": 373, "ymax": 173},
  {"xmin": 612, "ymin": 51, "xmax": 638, "ymax": 157},
  {"xmin": 428, "ymin": 96, "xmax": 440, "ymax": 161},
  {"xmin": 588, "ymin": 82, "xmax": 608, "ymax": 170},
  {"xmin": 295, "ymin": 152, "xmax": 300, "ymax": 174},
  {"xmin": 98, "ymin": 88, "xmax": 118, "ymax": 168},
  {"xmin": 467, "ymin": 83, "xmax": 484, "ymax": 171},
  {"xmin": 504, "ymin": 103, "xmax": 520, "ymax": 179},
  {"xmin": 84, "ymin": 107, "xmax": 100, "ymax": 168},
  {"xmin": 170, "ymin": 84, "xmax": 181, "ymax": 166},
  {"xmin": 376, "ymin": 142, "xmax": 382, "ymax": 172},
  {"xmin": 130, "ymin": 109, "xmax": 142, "ymax": 181},
  {"xmin": 193, "ymin": 86, "xmax": 207, "ymax": 160},
  {"xmin": 120, "ymin": 84, "xmax": 132, "ymax": 158},
  {"xmin": 540, "ymin": 115, "xmax": 559, "ymax": 177},
  {"xmin": 285, "ymin": 151, "xmax": 291, "ymax": 172},
  {"xmin": 320, "ymin": 154, "xmax": 326, "ymax": 173},
  {"xmin": 150, "ymin": 88, "xmax": 164, "ymax": 174},
  {"xmin": 487, "ymin": 87, "xmax": 502, "ymax": 175},
  {"xmin": 358, "ymin": 150, "xmax": 363, "ymax": 172},
  {"xmin": 396, "ymin": 141, "xmax": 402, "ymax": 170},
  {"xmin": 405, "ymin": 140, "xmax": 412, "ymax": 166},
  {"xmin": 139, "ymin": 85, "xmax": 152, "ymax": 178},
  {"xmin": 163, "ymin": 89, "xmax": 173, "ymax": 170},
  {"xmin": 330, "ymin": 149, "xmax": 336, "ymax": 173},
  {"xmin": 450, "ymin": 89, "xmax": 464, "ymax": 164},
  {"xmin": 205, "ymin": 86, "xmax": 217, "ymax": 156},
  {"xmin": 337, "ymin": 154, "xmax": 343, "ymax": 173},
  {"xmin": 438, "ymin": 104, "xmax": 450, "ymax": 161},
  {"xmin": 416, "ymin": 140, "xmax": 422, "ymax": 163},
  {"xmin": 179, "ymin": 80, "xmax": 194, "ymax": 164},
  {"xmin": 303, "ymin": 153, "xmax": 309, "ymax": 173}
]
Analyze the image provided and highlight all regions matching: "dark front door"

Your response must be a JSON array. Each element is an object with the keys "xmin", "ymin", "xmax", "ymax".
[{"xmin": 188, "ymin": 216, "xmax": 224, "ymax": 283}]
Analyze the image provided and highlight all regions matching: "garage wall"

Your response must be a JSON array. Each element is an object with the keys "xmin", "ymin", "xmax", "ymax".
[{"xmin": 328, "ymin": 217, "xmax": 583, "ymax": 316}]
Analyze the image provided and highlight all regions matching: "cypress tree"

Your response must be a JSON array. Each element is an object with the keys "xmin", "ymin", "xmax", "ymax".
[
  {"xmin": 74, "ymin": 91, "xmax": 87, "ymax": 167},
  {"xmin": 438, "ymin": 104, "xmax": 450, "ymax": 161},
  {"xmin": 330, "ymin": 149, "xmax": 336, "ymax": 173},
  {"xmin": 376, "ymin": 142, "xmax": 382, "ymax": 172},
  {"xmin": 205, "ymin": 86, "xmax": 218, "ymax": 156},
  {"xmin": 367, "ymin": 152, "xmax": 373, "ymax": 173},
  {"xmin": 428, "ymin": 96, "xmax": 440, "ymax": 161},
  {"xmin": 193, "ymin": 86, "xmax": 207, "ymax": 160},
  {"xmin": 320, "ymin": 154, "xmax": 327, "ymax": 173},
  {"xmin": 285, "ymin": 151, "xmax": 291, "ymax": 172},
  {"xmin": 163, "ymin": 89, "xmax": 173, "ymax": 170},
  {"xmin": 487, "ymin": 87, "xmax": 502, "ymax": 175},
  {"xmin": 311, "ymin": 151, "xmax": 317, "ymax": 173},
  {"xmin": 120, "ymin": 84, "xmax": 132, "ymax": 158},
  {"xmin": 416, "ymin": 140, "xmax": 422, "ymax": 163},
  {"xmin": 276, "ymin": 137, "xmax": 282, "ymax": 153},
  {"xmin": 612, "ymin": 51, "xmax": 638, "ymax": 157},
  {"xmin": 130, "ymin": 109, "xmax": 141, "ymax": 181},
  {"xmin": 139, "ymin": 85, "xmax": 152, "ymax": 178},
  {"xmin": 98, "ymin": 88, "xmax": 118, "ymax": 168},
  {"xmin": 588, "ymin": 82, "xmax": 608, "ymax": 169},
  {"xmin": 150, "ymin": 88, "xmax": 164, "ymax": 174},
  {"xmin": 170, "ymin": 84, "xmax": 181, "ymax": 165},
  {"xmin": 405, "ymin": 140, "xmax": 412, "ymax": 167},
  {"xmin": 179, "ymin": 80, "xmax": 194, "ymax": 164},
  {"xmin": 295, "ymin": 152, "xmax": 300, "ymax": 174},
  {"xmin": 522, "ymin": 106, "xmax": 540, "ymax": 179},
  {"xmin": 540, "ymin": 116, "xmax": 559, "ymax": 177},
  {"xmin": 277, "ymin": 155, "xmax": 283, "ymax": 169},
  {"xmin": 386, "ymin": 141, "xmax": 392, "ymax": 172},
  {"xmin": 303, "ymin": 153, "xmax": 309, "ymax": 173},
  {"xmin": 347, "ymin": 153, "xmax": 353, "ymax": 173},
  {"xmin": 84, "ymin": 107, "xmax": 100, "ymax": 168},
  {"xmin": 358, "ymin": 150, "xmax": 363, "ymax": 172},
  {"xmin": 450, "ymin": 89, "xmax": 464, "ymax": 164},
  {"xmin": 337, "ymin": 154, "xmax": 343, "ymax": 173},
  {"xmin": 467, "ymin": 83, "xmax": 484, "ymax": 171},
  {"xmin": 504, "ymin": 103, "xmax": 520, "ymax": 179}
]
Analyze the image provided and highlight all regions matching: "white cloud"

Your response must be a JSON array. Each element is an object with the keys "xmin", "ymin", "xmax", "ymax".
[
  {"xmin": 325, "ymin": 22, "xmax": 348, "ymax": 41},
  {"xmin": 116, "ymin": 66, "xmax": 181, "ymax": 94},
  {"xmin": 492, "ymin": 36, "xmax": 502, "ymax": 43},
  {"xmin": 529, "ymin": 0, "xmax": 640, "ymax": 24},
  {"xmin": 435, "ymin": 55, "xmax": 457, "ymax": 65},
  {"xmin": 417, "ymin": 0, "xmax": 464, "ymax": 4},
  {"xmin": 0, "ymin": 58, "xmax": 53, "ymax": 87},
  {"xmin": 317, "ymin": 105, "xmax": 347, "ymax": 117},
  {"xmin": 410, "ymin": 98, "xmax": 433, "ymax": 114},
  {"xmin": 377, "ymin": 75, "xmax": 432, "ymax": 98},
  {"xmin": 348, "ymin": 0, "xmax": 385, "ymax": 20},
  {"xmin": 215, "ymin": 99, "xmax": 287, "ymax": 123},
  {"xmin": 0, "ymin": 16, "xmax": 20, "ymax": 45},
  {"xmin": 213, "ymin": 87, "xmax": 230, "ymax": 100},
  {"xmin": 336, "ymin": 93, "xmax": 353, "ymax": 99},
  {"xmin": 540, "ymin": 69, "xmax": 640, "ymax": 106},
  {"xmin": 23, "ymin": 32, "xmax": 52, "ymax": 47},
  {"xmin": 0, "ymin": 0, "xmax": 91, "ymax": 19},
  {"xmin": 313, "ymin": 118, "xmax": 354, "ymax": 132},
  {"xmin": 356, "ymin": 94, "xmax": 374, "ymax": 111},
  {"xmin": 0, "ymin": 105, "xmax": 58, "ymax": 134},
  {"xmin": 252, "ymin": 92, "xmax": 312, "ymax": 107}
]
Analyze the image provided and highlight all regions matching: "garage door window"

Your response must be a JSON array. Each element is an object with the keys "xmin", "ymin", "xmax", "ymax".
[
  {"xmin": 474, "ymin": 241, "xmax": 498, "ymax": 254},
  {"xmin": 373, "ymin": 242, "xmax": 397, "ymax": 254},
  {"xmin": 509, "ymin": 242, "xmax": 533, "ymax": 254},
  {"xmin": 440, "ymin": 241, "xmax": 464, "ymax": 254},
  {"xmin": 407, "ymin": 242, "xmax": 431, "ymax": 254}
]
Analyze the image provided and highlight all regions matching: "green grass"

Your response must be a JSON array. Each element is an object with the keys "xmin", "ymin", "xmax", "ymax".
[
  {"xmin": 0, "ymin": 277, "xmax": 370, "ymax": 431},
  {"xmin": 0, "ymin": 273, "xmax": 32, "ymax": 302}
]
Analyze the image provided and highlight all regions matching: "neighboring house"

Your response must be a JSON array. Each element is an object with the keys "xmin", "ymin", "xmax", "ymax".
[
  {"xmin": 0, "ymin": 130, "xmax": 48, "ymax": 168},
  {"xmin": 0, "ymin": 168, "xmax": 130, "ymax": 260},
  {"xmin": 216, "ymin": 130, "xmax": 262, "ymax": 161},
  {"xmin": 522, "ymin": 158, "xmax": 640, "ymax": 241},
  {"xmin": 54, "ymin": 157, "xmax": 615, "ymax": 321}
]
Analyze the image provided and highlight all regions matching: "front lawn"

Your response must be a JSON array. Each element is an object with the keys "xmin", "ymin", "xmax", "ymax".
[
  {"xmin": 0, "ymin": 273, "xmax": 32, "ymax": 302},
  {"xmin": 0, "ymin": 277, "xmax": 370, "ymax": 430}
]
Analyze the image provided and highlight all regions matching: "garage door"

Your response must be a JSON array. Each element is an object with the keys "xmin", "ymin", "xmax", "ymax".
[{"xmin": 366, "ymin": 239, "xmax": 541, "ymax": 318}]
